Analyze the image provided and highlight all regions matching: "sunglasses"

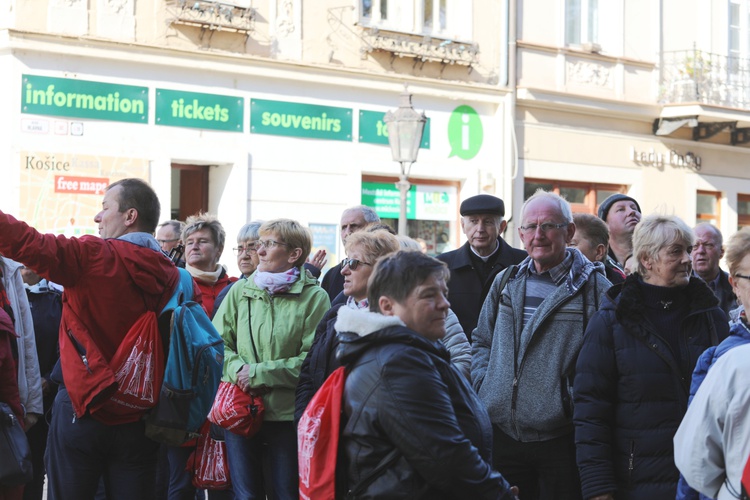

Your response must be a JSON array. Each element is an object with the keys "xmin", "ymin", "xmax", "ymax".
[{"xmin": 341, "ymin": 258, "xmax": 372, "ymax": 271}]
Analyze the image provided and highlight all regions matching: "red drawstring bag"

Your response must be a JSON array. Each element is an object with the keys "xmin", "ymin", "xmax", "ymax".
[
  {"xmin": 187, "ymin": 421, "xmax": 231, "ymax": 490},
  {"xmin": 741, "ymin": 451, "xmax": 750, "ymax": 499},
  {"xmin": 90, "ymin": 311, "xmax": 164, "ymax": 420},
  {"xmin": 207, "ymin": 381, "xmax": 264, "ymax": 438},
  {"xmin": 298, "ymin": 366, "xmax": 347, "ymax": 500}
]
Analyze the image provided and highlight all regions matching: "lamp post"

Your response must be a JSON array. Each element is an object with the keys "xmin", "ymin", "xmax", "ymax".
[{"xmin": 384, "ymin": 85, "xmax": 427, "ymax": 236}]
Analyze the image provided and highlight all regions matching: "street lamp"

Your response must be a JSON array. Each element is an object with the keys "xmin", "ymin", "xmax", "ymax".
[{"xmin": 384, "ymin": 85, "xmax": 427, "ymax": 236}]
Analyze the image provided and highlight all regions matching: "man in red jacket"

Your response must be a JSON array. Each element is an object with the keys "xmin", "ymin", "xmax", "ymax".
[{"xmin": 0, "ymin": 178, "xmax": 179, "ymax": 500}]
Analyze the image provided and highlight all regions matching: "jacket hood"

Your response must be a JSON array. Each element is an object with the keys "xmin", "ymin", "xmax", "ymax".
[
  {"xmin": 335, "ymin": 307, "xmax": 449, "ymax": 366},
  {"xmin": 604, "ymin": 273, "xmax": 719, "ymax": 329},
  {"xmin": 107, "ymin": 236, "xmax": 179, "ymax": 309}
]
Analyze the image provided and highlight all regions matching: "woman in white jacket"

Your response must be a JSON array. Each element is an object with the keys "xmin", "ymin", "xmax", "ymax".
[{"xmin": 674, "ymin": 342, "xmax": 750, "ymax": 499}]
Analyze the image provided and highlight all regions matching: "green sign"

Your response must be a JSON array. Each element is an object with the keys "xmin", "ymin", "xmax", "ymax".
[
  {"xmin": 358, "ymin": 110, "xmax": 431, "ymax": 148},
  {"xmin": 250, "ymin": 99, "xmax": 352, "ymax": 141},
  {"xmin": 362, "ymin": 182, "xmax": 457, "ymax": 221},
  {"xmin": 448, "ymin": 105, "xmax": 483, "ymax": 160},
  {"xmin": 155, "ymin": 89, "xmax": 243, "ymax": 132},
  {"xmin": 362, "ymin": 181, "xmax": 416, "ymax": 219},
  {"xmin": 22, "ymin": 74, "xmax": 148, "ymax": 123}
]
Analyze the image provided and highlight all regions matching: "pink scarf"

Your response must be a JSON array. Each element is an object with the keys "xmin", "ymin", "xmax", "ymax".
[{"xmin": 253, "ymin": 267, "xmax": 300, "ymax": 295}]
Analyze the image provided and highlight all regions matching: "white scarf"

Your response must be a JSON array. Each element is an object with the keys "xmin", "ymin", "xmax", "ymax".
[{"xmin": 186, "ymin": 263, "xmax": 224, "ymax": 285}]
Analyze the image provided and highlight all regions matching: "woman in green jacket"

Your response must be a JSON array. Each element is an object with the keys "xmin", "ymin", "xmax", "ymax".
[{"xmin": 212, "ymin": 218, "xmax": 330, "ymax": 500}]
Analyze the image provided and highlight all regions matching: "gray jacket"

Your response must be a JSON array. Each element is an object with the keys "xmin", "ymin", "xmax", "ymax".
[
  {"xmin": 471, "ymin": 248, "xmax": 610, "ymax": 442},
  {"xmin": 443, "ymin": 309, "xmax": 471, "ymax": 380}
]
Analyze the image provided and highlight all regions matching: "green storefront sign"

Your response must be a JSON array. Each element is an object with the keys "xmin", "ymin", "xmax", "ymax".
[
  {"xmin": 358, "ymin": 110, "xmax": 431, "ymax": 148},
  {"xmin": 156, "ymin": 89, "xmax": 243, "ymax": 132},
  {"xmin": 361, "ymin": 182, "xmax": 417, "ymax": 219},
  {"xmin": 250, "ymin": 99, "xmax": 352, "ymax": 141},
  {"xmin": 22, "ymin": 74, "xmax": 148, "ymax": 123}
]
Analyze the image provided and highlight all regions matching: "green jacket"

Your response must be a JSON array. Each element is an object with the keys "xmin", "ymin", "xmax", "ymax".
[{"xmin": 212, "ymin": 268, "xmax": 330, "ymax": 421}]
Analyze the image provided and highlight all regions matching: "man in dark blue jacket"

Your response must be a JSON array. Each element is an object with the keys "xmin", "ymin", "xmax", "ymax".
[{"xmin": 437, "ymin": 194, "xmax": 526, "ymax": 341}]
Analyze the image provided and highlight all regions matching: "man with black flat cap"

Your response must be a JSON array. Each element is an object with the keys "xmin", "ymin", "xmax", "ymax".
[{"xmin": 437, "ymin": 194, "xmax": 527, "ymax": 341}]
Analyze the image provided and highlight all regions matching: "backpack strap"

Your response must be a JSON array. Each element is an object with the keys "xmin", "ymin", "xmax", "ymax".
[{"xmin": 497, "ymin": 265, "xmax": 518, "ymax": 295}]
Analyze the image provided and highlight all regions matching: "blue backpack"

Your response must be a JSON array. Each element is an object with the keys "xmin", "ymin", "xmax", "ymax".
[{"xmin": 145, "ymin": 268, "xmax": 224, "ymax": 446}]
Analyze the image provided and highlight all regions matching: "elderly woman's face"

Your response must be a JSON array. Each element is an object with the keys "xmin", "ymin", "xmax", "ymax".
[
  {"xmin": 236, "ymin": 239, "xmax": 259, "ymax": 277},
  {"xmin": 730, "ymin": 253, "xmax": 750, "ymax": 309},
  {"xmin": 642, "ymin": 241, "xmax": 692, "ymax": 287},
  {"xmin": 256, "ymin": 231, "xmax": 298, "ymax": 274},
  {"xmin": 185, "ymin": 228, "xmax": 222, "ymax": 272},
  {"xmin": 341, "ymin": 245, "xmax": 373, "ymax": 302},
  {"xmin": 387, "ymin": 274, "xmax": 450, "ymax": 341}
]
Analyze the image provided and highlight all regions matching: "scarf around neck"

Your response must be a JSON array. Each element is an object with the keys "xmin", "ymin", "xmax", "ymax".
[
  {"xmin": 186, "ymin": 263, "xmax": 224, "ymax": 285},
  {"xmin": 254, "ymin": 267, "xmax": 300, "ymax": 295},
  {"xmin": 346, "ymin": 295, "xmax": 369, "ymax": 310}
]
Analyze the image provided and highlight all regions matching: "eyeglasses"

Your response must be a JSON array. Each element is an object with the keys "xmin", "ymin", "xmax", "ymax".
[
  {"xmin": 257, "ymin": 239, "xmax": 289, "ymax": 250},
  {"xmin": 734, "ymin": 273, "xmax": 750, "ymax": 282},
  {"xmin": 518, "ymin": 223, "xmax": 569, "ymax": 235},
  {"xmin": 341, "ymin": 258, "xmax": 372, "ymax": 271},
  {"xmin": 157, "ymin": 238, "xmax": 180, "ymax": 245},
  {"xmin": 233, "ymin": 242, "xmax": 259, "ymax": 256}
]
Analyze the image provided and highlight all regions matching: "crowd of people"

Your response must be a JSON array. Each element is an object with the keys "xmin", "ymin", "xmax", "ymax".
[{"xmin": 0, "ymin": 178, "xmax": 748, "ymax": 500}]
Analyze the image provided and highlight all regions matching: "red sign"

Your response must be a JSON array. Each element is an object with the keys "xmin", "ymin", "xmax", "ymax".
[{"xmin": 54, "ymin": 175, "xmax": 110, "ymax": 195}]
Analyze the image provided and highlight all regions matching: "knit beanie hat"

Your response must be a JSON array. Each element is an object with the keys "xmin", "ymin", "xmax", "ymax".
[{"xmin": 598, "ymin": 194, "xmax": 641, "ymax": 221}]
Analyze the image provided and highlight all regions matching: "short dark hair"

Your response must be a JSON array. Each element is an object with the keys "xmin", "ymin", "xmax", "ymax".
[
  {"xmin": 368, "ymin": 250, "xmax": 449, "ymax": 313},
  {"xmin": 573, "ymin": 213, "xmax": 610, "ymax": 248},
  {"xmin": 108, "ymin": 178, "xmax": 161, "ymax": 233}
]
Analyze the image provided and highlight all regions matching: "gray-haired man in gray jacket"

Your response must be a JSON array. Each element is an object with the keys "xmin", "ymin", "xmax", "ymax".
[{"xmin": 471, "ymin": 190, "xmax": 610, "ymax": 500}]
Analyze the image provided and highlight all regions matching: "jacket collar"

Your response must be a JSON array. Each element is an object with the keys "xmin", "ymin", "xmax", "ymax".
[{"xmin": 608, "ymin": 274, "xmax": 719, "ymax": 329}]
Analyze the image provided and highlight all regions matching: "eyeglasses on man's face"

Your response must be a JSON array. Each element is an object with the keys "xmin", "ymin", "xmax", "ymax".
[
  {"xmin": 257, "ymin": 239, "xmax": 289, "ymax": 250},
  {"xmin": 341, "ymin": 258, "xmax": 372, "ymax": 271},
  {"xmin": 518, "ymin": 222, "xmax": 569, "ymax": 235},
  {"xmin": 233, "ymin": 242, "xmax": 259, "ymax": 256},
  {"xmin": 734, "ymin": 273, "xmax": 750, "ymax": 282}
]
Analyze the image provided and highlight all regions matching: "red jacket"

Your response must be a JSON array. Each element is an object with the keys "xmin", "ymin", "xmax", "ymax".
[
  {"xmin": 0, "ymin": 309, "xmax": 22, "ymax": 423},
  {"xmin": 194, "ymin": 269, "xmax": 237, "ymax": 318},
  {"xmin": 0, "ymin": 211, "xmax": 179, "ymax": 423}
]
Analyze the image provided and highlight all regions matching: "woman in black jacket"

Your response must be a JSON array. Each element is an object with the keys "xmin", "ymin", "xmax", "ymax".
[
  {"xmin": 573, "ymin": 214, "xmax": 728, "ymax": 500},
  {"xmin": 335, "ymin": 250, "xmax": 518, "ymax": 499}
]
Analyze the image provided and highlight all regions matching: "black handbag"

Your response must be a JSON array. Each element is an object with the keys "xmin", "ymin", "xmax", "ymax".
[{"xmin": 0, "ymin": 402, "xmax": 32, "ymax": 485}]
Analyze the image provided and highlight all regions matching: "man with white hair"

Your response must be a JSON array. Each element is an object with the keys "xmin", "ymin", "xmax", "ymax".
[{"xmin": 472, "ymin": 190, "xmax": 610, "ymax": 500}]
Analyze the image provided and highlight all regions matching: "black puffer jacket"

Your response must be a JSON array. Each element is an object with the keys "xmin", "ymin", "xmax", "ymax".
[
  {"xmin": 335, "ymin": 307, "xmax": 515, "ymax": 500},
  {"xmin": 574, "ymin": 275, "xmax": 728, "ymax": 500}
]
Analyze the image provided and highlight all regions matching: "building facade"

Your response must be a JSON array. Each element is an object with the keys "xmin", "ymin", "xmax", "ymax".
[{"xmin": 0, "ymin": 0, "xmax": 513, "ymax": 275}]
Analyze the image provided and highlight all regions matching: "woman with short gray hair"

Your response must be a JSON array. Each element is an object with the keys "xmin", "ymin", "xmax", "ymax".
[{"xmin": 573, "ymin": 214, "xmax": 727, "ymax": 500}]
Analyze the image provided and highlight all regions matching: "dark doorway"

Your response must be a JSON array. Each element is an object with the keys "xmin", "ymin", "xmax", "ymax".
[{"xmin": 171, "ymin": 163, "xmax": 209, "ymax": 221}]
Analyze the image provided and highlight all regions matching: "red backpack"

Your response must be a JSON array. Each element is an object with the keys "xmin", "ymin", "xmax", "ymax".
[{"xmin": 298, "ymin": 366, "xmax": 346, "ymax": 500}]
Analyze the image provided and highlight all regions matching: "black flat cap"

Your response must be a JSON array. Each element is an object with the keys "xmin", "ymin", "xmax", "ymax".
[
  {"xmin": 598, "ymin": 194, "xmax": 641, "ymax": 221},
  {"xmin": 460, "ymin": 194, "xmax": 505, "ymax": 217}
]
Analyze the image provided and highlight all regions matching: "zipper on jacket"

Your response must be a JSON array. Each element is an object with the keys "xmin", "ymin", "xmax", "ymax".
[
  {"xmin": 628, "ymin": 440, "xmax": 635, "ymax": 486},
  {"xmin": 511, "ymin": 376, "xmax": 522, "ymax": 437},
  {"xmin": 66, "ymin": 329, "xmax": 92, "ymax": 374}
]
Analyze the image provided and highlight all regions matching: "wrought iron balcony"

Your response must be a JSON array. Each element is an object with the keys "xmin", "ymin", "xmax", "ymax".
[{"xmin": 660, "ymin": 49, "xmax": 750, "ymax": 109}]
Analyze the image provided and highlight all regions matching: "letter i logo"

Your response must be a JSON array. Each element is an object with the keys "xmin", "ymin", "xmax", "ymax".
[{"xmin": 448, "ymin": 105, "xmax": 483, "ymax": 160}]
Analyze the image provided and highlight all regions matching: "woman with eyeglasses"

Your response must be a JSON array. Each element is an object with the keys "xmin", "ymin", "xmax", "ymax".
[
  {"xmin": 675, "ymin": 227, "xmax": 750, "ymax": 500},
  {"xmin": 294, "ymin": 229, "xmax": 400, "ymax": 425},
  {"xmin": 212, "ymin": 219, "xmax": 330, "ymax": 500},
  {"xmin": 573, "ymin": 215, "xmax": 728, "ymax": 500},
  {"xmin": 182, "ymin": 213, "xmax": 238, "ymax": 318},
  {"xmin": 212, "ymin": 221, "xmax": 263, "ymax": 317}
]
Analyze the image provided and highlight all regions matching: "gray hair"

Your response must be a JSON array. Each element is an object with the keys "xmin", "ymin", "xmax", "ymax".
[
  {"xmin": 344, "ymin": 205, "xmax": 380, "ymax": 224},
  {"xmin": 724, "ymin": 227, "xmax": 750, "ymax": 276},
  {"xmin": 159, "ymin": 220, "xmax": 184, "ymax": 236},
  {"xmin": 632, "ymin": 214, "xmax": 694, "ymax": 277},
  {"xmin": 182, "ymin": 213, "xmax": 226, "ymax": 250},
  {"xmin": 237, "ymin": 220, "xmax": 263, "ymax": 243},
  {"xmin": 521, "ymin": 190, "xmax": 573, "ymax": 223},
  {"xmin": 396, "ymin": 235, "xmax": 422, "ymax": 251},
  {"xmin": 694, "ymin": 222, "xmax": 723, "ymax": 247}
]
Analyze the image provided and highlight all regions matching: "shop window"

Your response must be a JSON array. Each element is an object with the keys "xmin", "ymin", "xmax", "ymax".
[
  {"xmin": 361, "ymin": 175, "xmax": 459, "ymax": 256},
  {"xmin": 696, "ymin": 191, "xmax": 721, "ymax": 226},
  {"xmin": 359, "ymin": 0, "xmax": 472, "ymax": 40},
  {"xmin": 524, "ymin": 179, "xmax": 627, "ymax": 215},
  {"xmin": 738, "ymin": 194, "xmax": 750, "ymax": 229}
]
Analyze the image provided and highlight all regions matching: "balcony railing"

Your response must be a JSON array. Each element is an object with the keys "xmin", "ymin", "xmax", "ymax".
[{"xmin": 660, "ymin": 49, "xmax": 750, "ymax": 109}]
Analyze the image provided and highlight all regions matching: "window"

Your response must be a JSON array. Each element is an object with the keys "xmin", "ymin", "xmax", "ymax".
[
  {"xmin": 359, "ymin": 0, "xmax": 471, "ymax": 40},
  {"xmin": 696, "ymin": 191, "xmax": 721, "ymax": 226},
  {"xmin": 738, "ymin": 194, "xmax": 750, "ymax": 229},
  {"xmin": 565, "ymin": 0, "xmax": 599, "ymax": 46},
  {"xmin": 524, "ymin": 179, "xmax": 627, "ymax": 214}
]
